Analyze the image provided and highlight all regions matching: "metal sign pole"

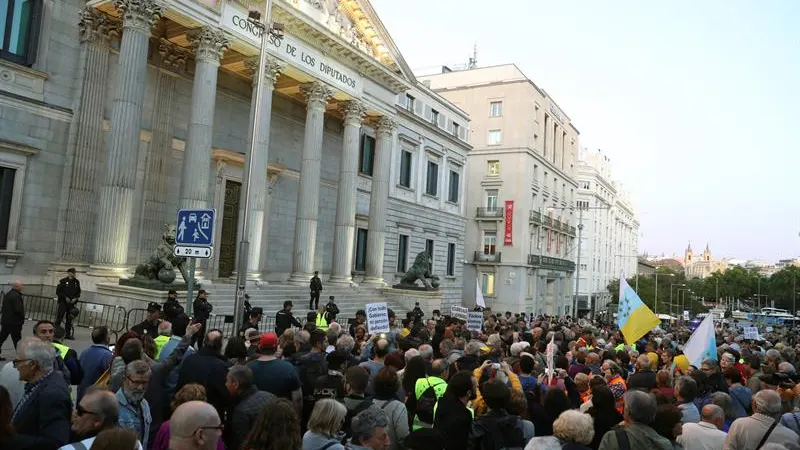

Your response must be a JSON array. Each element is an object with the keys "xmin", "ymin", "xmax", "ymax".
[{"xmin": 186, "ymin": 258, "xmax": 196, "ymax": 316}]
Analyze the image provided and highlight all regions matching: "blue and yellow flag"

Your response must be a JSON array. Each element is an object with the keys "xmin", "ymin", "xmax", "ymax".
[{"xmin": 616, "ymin": 276, "xmax": 660, "ymax": 344}]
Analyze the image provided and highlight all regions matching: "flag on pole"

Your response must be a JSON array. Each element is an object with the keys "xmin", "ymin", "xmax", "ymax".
[
  {"xmin": 476, "ymin": 279, "xmax": 486, "ymax": 308},
  {"xmin": 546, "ymin": 334, "xmax": 556, "ymax": 384},
  {"xmin": 616, "ymin": 275, "xmax": 660, "ymax": 344},
  {"xmin": 683, "ymin": 313, "xmax": 717, "ymax": 367}
]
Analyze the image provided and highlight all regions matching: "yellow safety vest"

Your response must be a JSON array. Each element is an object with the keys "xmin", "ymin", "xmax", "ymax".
[
  {"xmin": 315, "ymin": 314, "xmax": 328, "ymax": 332},
  {"xmin": 52, "ymin": 342, "xmax": 70, "ymax": 360},
  {"xmin": 154, "ymin": 335, "xmax": 170, "ymax": 360}
]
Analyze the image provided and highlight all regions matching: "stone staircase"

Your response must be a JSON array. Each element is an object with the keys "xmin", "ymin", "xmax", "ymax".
[{"xmin": 205, "ymin": 282, "xmax": 411, "ymax": 322}]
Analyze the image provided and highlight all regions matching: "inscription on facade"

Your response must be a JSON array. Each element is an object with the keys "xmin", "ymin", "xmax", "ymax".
[{"xmin": 222, "ymin": 4, "xmax": 363, "ymax": 96}]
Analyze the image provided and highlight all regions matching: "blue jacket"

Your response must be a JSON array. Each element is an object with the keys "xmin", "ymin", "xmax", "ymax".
[
  {"xmin": 78, "ymin": 344, "xmax": 113, "ymax": 401},
  {"xmin": 11, "ymin": 370, "xmax": 72, "ymax": 449},
  {"xmin": 116, "ymin": 388, "xmax": 152, "ymax": 449}
]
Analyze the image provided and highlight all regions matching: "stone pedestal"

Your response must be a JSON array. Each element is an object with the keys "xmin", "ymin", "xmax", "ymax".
[{"xmin": 381, "ymin": 287, "xmax": 443, "ymax": 317}]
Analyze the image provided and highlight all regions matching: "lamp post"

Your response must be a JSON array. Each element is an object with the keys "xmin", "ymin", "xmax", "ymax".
[
  {"xmin": 678, "ymin": 288, "xmax": 691, "ymax": 317},
  {"xmin": 670, "ymin": 283, "xmax": 686, "ymax": 317},
  {"xmin": 233, "ymin": 0, "xmax": 282, "ymax": 329},
  {"xmin": 654, "ymin": 270, "xmax": 674, "ymax": 315}
]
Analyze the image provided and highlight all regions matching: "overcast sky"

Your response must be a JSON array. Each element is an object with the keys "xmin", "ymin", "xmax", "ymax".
[{"xmin": 371, "ymin": 0, "xmax": 800, "ymax": 262}]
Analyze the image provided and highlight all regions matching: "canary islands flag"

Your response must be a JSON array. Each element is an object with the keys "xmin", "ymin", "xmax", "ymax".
[
  {"xmin": 616, "ymin": 276, "xmax": 660, "ymax": 344},
  {"xmin": 683, "ymin": 313, "xmax": 717, "ymax": 368}
]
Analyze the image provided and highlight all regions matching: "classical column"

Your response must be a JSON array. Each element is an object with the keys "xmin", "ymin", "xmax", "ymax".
[
  {"xmin": 289, "ymin": 82, "xmax": 333, "ymax": 283},
  {"xmin": 178, "ymin": 27, "xmax": 229, "ymax": 210},
  {"xmin": 363, "ymin": 116, "xmax": 397, "ymax": 285},
  {"xmin": 137, "ymin": 40, "xmax": 187, "ymax": 260},
  {"xmin": 238, "ymin": 55, "xmax": 283, "ymax": 278},
  {"xmin": 56, "ymin": 7, "xmax": 116, "ymax": 265},
  {"xmin": 329, "ymin": 100, "xmax": 366, "ymax": 284},
  {"xmin": 91, "ymin": 0, "xmax": 162, "ymax": 274}
]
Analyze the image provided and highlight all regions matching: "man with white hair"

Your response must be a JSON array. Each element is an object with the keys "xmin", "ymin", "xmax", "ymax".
[
  {"xmin": 11, "ymin": 337, "xmax": 72, "ymax": 449},
  {"xmin": 169, "ymin": 401, "xmax": 224, "ymax": 450},
  {"xmin": 598, "ymin": 390, "xmax": 673, "ymax": 450},
  {"xmin": 778, "ymin": 361, "xmax": 796, "ymax": 376},
  {"xmin": 628, "ymin": 354, "xmax": 657, "ymax": 391},
  {"xmin": 677, "ymin": 404, "xmax": 727, "ymax": 450},
  {"xmin": 724, "ymin": 389, "xmax": 799, "ymax": 449}
]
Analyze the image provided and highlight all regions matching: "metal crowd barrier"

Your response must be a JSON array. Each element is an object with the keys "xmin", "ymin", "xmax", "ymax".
[{"xmin": 0, "ymin": 292, "xmax": 129, "ymax": 334}]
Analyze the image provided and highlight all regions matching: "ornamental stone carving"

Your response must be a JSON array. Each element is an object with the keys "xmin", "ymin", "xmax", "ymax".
[
  {"xmin": 112, "ymin": 0, "xmax": 163, "ymax": 33},
  {"xmin": 244, "ymin": 56, "xmax": 285, "ymax": 86},
  {"xmin": 341, "ymin": 100, "xmax": 366, "ymax": 126},
  {"xmin": 188, "ymin": 27, "xmax": 230, "ymax": 64},
  {"xmin": 79, "ymin": 7, "xmax": 118, "ymax": 44},
  {"xmin": 158, "ymin": 39, "xmax": 188, "ymax": 72},
  {"xmin": 300, "ymin": 82, "xmax": 333, "ymax": 111},
  {"xmin": 377, "ymin": 116, "xmax": 397, "ymax": 136}
]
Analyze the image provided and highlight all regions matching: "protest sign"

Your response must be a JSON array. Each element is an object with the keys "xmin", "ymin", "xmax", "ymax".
[
  {"xmin": 743, "ymin": 327, "xmax": 759, "ymax": 340},
  {"xmin": 450, "ymin": 305, "xmax": 468, "ymax": 321},
  {"xmin": 365, "ymin": 302, "xmax": 390, "ymax": 334},
  {"xmin": 467, "ymin": 312, "xmax": 483, "ymax": 332}
]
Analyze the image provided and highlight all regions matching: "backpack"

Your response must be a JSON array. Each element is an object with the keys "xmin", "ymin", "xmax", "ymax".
[
  {"xmin": 298, "ymin": 353, "xmax": 329, "ymax": 397},
  {"xmin": 480, "ymin": 415, "xmax": 526, "ymax": 450},
  {"xmin": 342, "ymin": 397, "xmax": 374, "ymax": 441},
  {"xmin": 415, "ymin": 377, "xmax": 446, "ymax": 424}
]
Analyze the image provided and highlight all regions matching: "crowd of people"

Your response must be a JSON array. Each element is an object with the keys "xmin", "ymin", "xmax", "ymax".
[{"xmin": 3, "ymin": 279, "xmax": 800, "ymax": 450}]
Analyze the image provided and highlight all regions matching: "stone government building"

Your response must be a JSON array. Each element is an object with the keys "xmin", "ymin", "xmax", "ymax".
[{"xmin": 0, "ymin": 0, "xmax": 470, "ymax": 306}]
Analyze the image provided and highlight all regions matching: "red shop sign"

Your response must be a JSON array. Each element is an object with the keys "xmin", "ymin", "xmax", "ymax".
[{"xmin": 504, "ymin": 200, "xmax": 514, "ymax": 246}]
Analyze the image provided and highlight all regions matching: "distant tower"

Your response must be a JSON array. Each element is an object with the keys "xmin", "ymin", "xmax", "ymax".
[
  {"xmin": 467, "ymin": 43, "xmax": 477, "ymax": 69},
  {"xmin": 684, "ymin": 242, "xmax": 693, "ymax": 264},
  {"xmin": 703, "ymin": 243, "xmax": 712, "ymax": 261}
]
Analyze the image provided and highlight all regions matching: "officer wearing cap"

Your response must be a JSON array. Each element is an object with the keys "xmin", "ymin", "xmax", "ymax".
[
  {"xmin": 131, "ymin": 302, "xmax": 162, "ymax": 336},
  {"xmin": 55, "ymin": 267, "xmax": 81, "ymax": 339},
  {"xmin": 275, "ymin": 300, "xmax": 301, "ymax": 336},
  {"xmin": 239, "ymin": 306, "xmax": 263, "ymax": 337}
]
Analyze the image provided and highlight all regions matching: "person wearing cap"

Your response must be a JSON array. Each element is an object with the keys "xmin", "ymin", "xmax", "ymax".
[
  {"xmin": 238, "ymin": 307, "xmax": 263, "ymax": 337},
  {"xmin": 162, "ymin": 290, "xmax": 183, "ymax": 323},
  {"xmin": 324, "ymin": 295, "xmax": 339, "ymax": 323},
  {"xmin": 192, "ymin": 290, "xmax": 213, "ymax": 348},
  {"xmin": 310, "ymin": 271, "xmax": 323, "ymax": 310},
  {"xmin": 131, "ymin": 303, "xmax": 162, "ymax": 336},
  {"xmin": 275, "ymin": 300, "xmax": 301, "ymax": 336},
  {"xmin": 247, "ymin": 332, "xmax": 303, "ymax": 413},
  {"xmin": 55, "ymin": 267, "xmax": 81, "ymax": 339}
]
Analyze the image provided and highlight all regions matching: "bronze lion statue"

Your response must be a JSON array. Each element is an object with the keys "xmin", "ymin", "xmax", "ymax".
[{"xmin": 398, "ymin": 251, "xmax": 440, "ymax": 290}]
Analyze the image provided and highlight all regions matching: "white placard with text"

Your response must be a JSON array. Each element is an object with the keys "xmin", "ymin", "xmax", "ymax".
[
  {"xmin": 451, "ymin": 305, "xmax": 469, "ymax": 321},
  {"xmin": 366, "ymin": 302, "xmax": 390, "ymax": 334}
]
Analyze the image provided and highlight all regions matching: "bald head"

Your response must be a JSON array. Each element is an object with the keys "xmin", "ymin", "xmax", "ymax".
[
  {"xmin": 701, "ymin": 404, "xmax": 724, "ymax": 429},
  {"xmin": 169, "ymin": 401, "xmax": 220, "ymax": 448},
  {"xmin": 12, "ymin": 280, "xmax": 23, "ymax": 291}
]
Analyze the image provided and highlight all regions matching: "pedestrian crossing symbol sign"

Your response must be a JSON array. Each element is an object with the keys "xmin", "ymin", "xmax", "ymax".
[{"xmin": 175, "ymin": 209, "xmax": 216, "ymax": 247}]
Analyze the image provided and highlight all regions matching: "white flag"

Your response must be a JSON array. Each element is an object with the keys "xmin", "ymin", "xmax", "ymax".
[
  {"xmin": 476, "ymin": 279, "xmax": 486, "ymax": 308},
  {"xmin": 546, "ymin": 335, "xmax": 556, "ymax": 384},
  {"xmin": 683, "ymin": 313, "xmax": 717, "ymax": 368}
]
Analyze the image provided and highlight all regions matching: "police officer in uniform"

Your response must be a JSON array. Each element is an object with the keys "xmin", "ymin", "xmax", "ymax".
[
  {"xmin": 131, "ymin": 302, "xmax": 161, "ymax": 336},
  {"xmin": 275, "ymin": 300, "xmax": 301, "ymax": 336},
  {"xmin": 324, "ymin": 296, "xmax": 339, "ymax": 323},
  {"xmin": 55, "ymin": 267, "xmax": 81, "ymax": 339},
  {"xmin": 238, "ymin": 306, "xmax": 263, "ymax": 337}
]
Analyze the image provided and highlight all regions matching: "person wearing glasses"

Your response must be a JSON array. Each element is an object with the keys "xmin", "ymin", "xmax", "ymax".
[
  {"xmin": 168, "ymin": 400, "xmax": 224, "ymax": 450},
  {"xmin": 10, "ymin": 337, "xmax": 72, "ymax": 449},
  {"xmin": 117, "ymin": 360, "xmax": 153, "ymax": 449},
  {"xmin": 59, "ymin": 388, "xmax": 143, "ymax": 450}
]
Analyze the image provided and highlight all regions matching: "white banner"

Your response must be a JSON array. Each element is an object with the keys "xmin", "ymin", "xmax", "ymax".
[
  {"xmin": 220, "ymin": 3, "xmax": 363, "ymax": 96},
  {"xmin": 365, "ymin": 302, "xmax": 390, "ymax": 334},
  {"xmin": 743, "ymin": 327, "xmax": 759, "ymax": 340},
  {"xmin": 467, "ymin": 312, "xmax": 483, "ymax": 332},
  {"xmin": 450, "ymin": 305, "xmax": 469, "ymax": 321}
]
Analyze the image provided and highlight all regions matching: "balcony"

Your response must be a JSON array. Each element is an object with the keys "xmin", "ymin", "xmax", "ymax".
[
  {"xmin": 566, "ymin": 225, "xmax": 577, "ymax": 236},
  {"xmin": 544, "ymin": 215, "xmax": 553, "ymax": 227},
  {"xmin": 529, "ymin": 210, "xmax": 541, "ymax": 224},
  {"xmin": 476, "ymin": 207, "xmax": 504, "ymax": 220},
  {"xmin": 474, "ymin": 251, "xmax": 502, "ymax": 263},
  {"xmin": 528, "ymin": 254, "xmax": 576, "ymax": 272},
  {"xmin": 553, "ymin": 219, "xmax": 562, "ymax": 230}
]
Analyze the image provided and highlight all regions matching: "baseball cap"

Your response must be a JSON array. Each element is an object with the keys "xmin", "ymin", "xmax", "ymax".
[
  {"xmin": 249, "ymin": 307, "xmax": 263, "ymax": 316},
  {"xmin": 147, "ymin": 302, "xmax": 162, "ymax": 313},
  {"xmin": 259, "ymin": 332, "xmax": 279, "ymax": 350},
  {"xmin": 167, "ymin": 289, "xmax": 177, "ymax": 295}
]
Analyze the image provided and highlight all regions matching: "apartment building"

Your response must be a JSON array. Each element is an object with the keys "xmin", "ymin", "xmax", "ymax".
[{"xmin": 421, "ymin": 64, "xmax": 579, "ymax": 315}]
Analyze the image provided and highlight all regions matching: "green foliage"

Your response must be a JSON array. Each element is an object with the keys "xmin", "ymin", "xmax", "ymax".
[{"xmin": 607, "ymin": 265, "xmax": 800, "ymax": 314}]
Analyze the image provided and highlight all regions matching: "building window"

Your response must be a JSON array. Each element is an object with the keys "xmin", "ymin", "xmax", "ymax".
[
  {"xmin": 577, "ymin": 200, "xmax": 589, "ymax": 210},
  {"xmin": 431, "ymin": 109, "xmax": 439, "ymax": 126},
  {"xmin": 487, "ymin": 160, "xmax": 500, "ymax": 176},
  {"xmin": 486, "ymin": 189, "xmax": 498, "ymax": 209},
  {"xmin": 446, "ymin": 243, "xmax": 456, "ymax": 276},
  {"xmin": 580, "ymin": 181, "xmax": 590, "ymax": 189},
  {"xmin": 426, "ymin": 239, "xmax": 434, "ymax": 270},
  {"xmin": 447, "ymin": 170, "xmax": 459, "ymax": 203},
  {"xmin": 359, "ymin": 134, "xmax": 375, "ymax": 176},
  {"xmin": 397, "ymin": 235, "xmax": 409, "ymax": 273},
  {"xmin": 452, "ymin": 122, "xmax": 460, "ymax": 137},
  {"xmin": 425, "ymin": 160, "xmax": 438, "ymax": 196},
  {"xmin": 405, "ymin": 94, "xmax": 415, "ymax": 112},
  {"xmin": 0, "ymin": 167, "xmax": 16, "ymax": 249},
  {"xmin": 399, "ymin": 150, "xmax": 412, "ymax": 188},
  {"xmin": 1, "ymin": 0, "xmax": 43, "ymax": 66},
  {"xmin": 483, "ymin": 234, "xmax": 496, "ymax": 255},
  {"xmin": 487, "ymin": 129, "xmax": 502, "ymax": 146},
  {"xmin": 481, "ymin": 272, "xmax": 495, "ymax": 296},
  {"xmin": 355, "ymin": 228, "xmax": 368, "ymax": 271},
  {"xmin": 489, "ymin": 101, "xmax": 503, "ymax": 117}
]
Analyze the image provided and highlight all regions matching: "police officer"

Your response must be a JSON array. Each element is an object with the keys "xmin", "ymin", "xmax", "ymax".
[
  {"xmin": 162, "ymin": 289, "xmax": 183, "ymax": 322},
  {"xmin": 324, "ymin": 295, "xmax": 339, "ymax": 323},
  {"xmin": 55, "ymin": 267, "xmax": 81, "ymax": 339},
  {"xmin": 309, "ymin": 271, "xmax": 323, "ymax": 310},
  {"xmin": 275, "ymin": 300, "xmax": 301, "ymax": 336},
  {"xmin": 238, "ymin": 307, "xmax": 263, "ymax": 337},
  {"xmin": 131, "ymin": 302, "xmax": 161, "ymax": 336},
  {"xmin": 192, "ymin": 289, "xmax": 213, "ymax": 348}
]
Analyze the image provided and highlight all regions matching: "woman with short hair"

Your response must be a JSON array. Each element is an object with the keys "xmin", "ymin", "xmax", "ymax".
[
  {"xmin": 302, "ymin": 398, "xmax": 347, "ymax": 450},
  {"xmin": 525, "ymin": 410, "xmax": 594, "ymax": 450}
]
